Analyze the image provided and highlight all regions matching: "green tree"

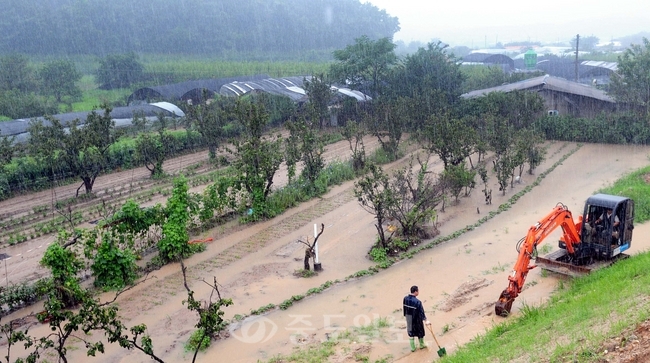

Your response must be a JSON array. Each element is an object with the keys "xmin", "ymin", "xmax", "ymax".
[
  {"xmin": 39, "ymin": 59, "xmax": 82, "ymax": 104},
  {"xmin": 135, "ymin": 116, "xmax": 173, "ymax": 178},
  {"xmin": 330, "ymin": 36, "xmax": 397, "ymax": 99},
  {"xmin": 420, "ymin": 115, "xmax": 477, "ymax": 170},
  {"xmin": 303, "ymin": 73, "xmax": 334, "ymax": 128},
  {"xmin": 135, "ymin": 132, "xmax": 167, "ymax": 178},
  {"xmin": 441, "ymin": 162, "xmax": 477, "ymax": 202},
  {"xmin": 284, "ymin": 116, "xmax": 325, "ymax": 185},
  {"xmin": 158, "ymin": 176, "xmax": 194, "ymax": 263},
  {"xmin": 388, "ymin": 41, "xmax": 465, "ymax": 127},
  {"xmin": 28, "ymin": 106, "xmax": 117, "ymax": 195},
  {"xmin": 90, "ymin": 235, "xmax": 138, "ymax": 290},
  {"xmin": 185, "ymin": 97, "xmax": 227, "ymax": 160},
  {"xmin": 365, "ymin": 98, "xmax": 405, "ymax": 161},
  {"xmin": 388, "ymin": 155, "xmax": 442, "ymax": 240},
  {"xmin": 34, "ymin": 249, "xmax": 165, "ymax": 363},
  {"xmin": 354, "ymin": 163, "xmax": 395, "ymax": 249},
  {"xmin": 342, "ymin": 121, "xmax": 366, "ymax": 172},
  {"xmin": 0, "ymin": 89, "xmax": 58, "ymax": 119},
  {"xmin": 228, "ymin": 99, "xmax": 284, "ymax": 220},
  {"xmin": 40, "ymin": 235, "xmax": 84, "ymax": 307},
  {"xmin": 179, "ymin": 260, "xmax": 233, "ymax": 363},
  {"xmin": 0, "ymin": 54, "xmax": 36, "ymax": 92},
  {"xmin": 95, "ymin": 53, "xmax": 144, "ymax": 90},
  {"xmin": 610, "ymin": 37, "xmax": 650, "ymax": 115}
]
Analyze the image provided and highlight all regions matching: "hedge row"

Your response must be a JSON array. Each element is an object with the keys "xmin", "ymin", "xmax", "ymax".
[
  {"xmin": 0, "ymin": 130, "xmax": 205, "ymax": 200},
  {"xmin": 534, "ymin": 113, "xmax": 650, "ymax": 145}
]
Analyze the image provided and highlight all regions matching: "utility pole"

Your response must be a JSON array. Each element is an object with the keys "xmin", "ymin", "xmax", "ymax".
[{"xmin": 575, "ymin": 34, "xmax": 580, "ymax": 82}]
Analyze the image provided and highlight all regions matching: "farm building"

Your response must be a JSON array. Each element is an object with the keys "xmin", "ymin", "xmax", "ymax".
[
  {"xmin": 461, "ymin": 75, "xmax": 616, "ymax": 118},
  {"xmin": 526, "ymin": 58, "xmax": 617, "ymax": 86},
  {"xmin": 0, "ymin": 102, "xmax": 184, "ymax": 144}
]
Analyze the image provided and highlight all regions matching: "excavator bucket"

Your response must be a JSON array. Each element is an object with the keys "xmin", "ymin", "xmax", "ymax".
[{"xmin": 495, "ymin": 290, "xmax": 514, "ymax": 317}]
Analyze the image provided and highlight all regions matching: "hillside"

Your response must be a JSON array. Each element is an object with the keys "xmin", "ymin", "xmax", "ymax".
[{"xmin": 0, "ymin": 0, "xmax": 399, "ymax": 57}]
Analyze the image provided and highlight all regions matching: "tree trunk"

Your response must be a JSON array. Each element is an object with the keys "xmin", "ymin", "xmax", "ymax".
[
  {"xmin": 82, "ymin": 176, "xmax": 94, "ymax": 195},
  {"xmin": 304, "ymin": 249, "xmax": 312, "ymax": 270}
]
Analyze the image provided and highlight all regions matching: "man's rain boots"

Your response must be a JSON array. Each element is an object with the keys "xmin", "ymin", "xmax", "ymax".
[
  {"xmin": 419, "ymin": 337, "xmax": 427, "ymax": 349},
  {"xmin": 409, "ymin": 338, "xmax": 416, "ymax": 352}
]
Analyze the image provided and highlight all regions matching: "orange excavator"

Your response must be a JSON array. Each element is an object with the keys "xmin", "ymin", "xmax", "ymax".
[{"xmin": 495, "ymin": 194, "xmax": 634, "ymax": 316}]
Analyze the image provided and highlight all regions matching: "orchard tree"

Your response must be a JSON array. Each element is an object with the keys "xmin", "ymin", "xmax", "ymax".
[
  {"xmin": 354, "ymin": 163, "xmax": 395, "ymax": 249},
  {"xmin": 185, "ymin": 96, "xmax": 227, "ymax": 160},
  {"xmin": 610, "ymin": 37, "xmax": 650, "ymax": 115},
  {"xmin": 365, "ymin": 98, "xmax": 405, "ymax": 161},
  {"xmin": 158, "ymin": 176, "xmax": 194, "ymax": 263},
  {"xmin": 420, "ymin": 115, "xmax": 477, "ymax": 170},
  {"xmin": 342, "ymin": 120, "xmax": 366, "ymax": 172},
  {"xmin": 39, "ymin": 59, "xmax": 82, "ymax": 103},
  {"xmin": 388, "ymin": 154, "xmax": 443, "ymax": 240},
  {"xmin": 285, "ymin": 116, "xmax": 325, "ymax": 185},
  {"xmin": 228, "ymin": 99, "xmax": 284, "ymax": 220},
  {"xmin": 441, "ymin": 162, "xmax": 476, "ymax": 202},
  {"xmin": 330, "ymin": 36, "xmax": 397, "ymax": 99},
  {"xmin": 136, "ymin": 130, "xmax": 170, "ymax": 178},
  {"xmin": 304, "ymin": 73, "xmax": 334, "ymax": 128},
  {"xmin": 28, "ymin": 106, "xmax": 117, "ymax": 195}
]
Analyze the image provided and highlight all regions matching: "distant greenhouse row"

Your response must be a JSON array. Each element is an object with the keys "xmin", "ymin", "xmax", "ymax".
[
  {"xmin": 127, "ymin": 75, "xmax": 370, "ymax": 105},
  {"xmin": 0, "ymin": 75, "xmax": 370, "ymax": 143}
]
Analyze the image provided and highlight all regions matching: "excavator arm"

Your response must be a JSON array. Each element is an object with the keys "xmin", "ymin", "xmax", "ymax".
[{"xmin": 495, "ymin": 203, "xmax": 582, "ymax": 316}]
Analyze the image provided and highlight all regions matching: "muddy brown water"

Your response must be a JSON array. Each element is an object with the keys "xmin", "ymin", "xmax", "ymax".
[{"xmin": 3, "ymin": 142, "xmax": 650, "ymax": 363}]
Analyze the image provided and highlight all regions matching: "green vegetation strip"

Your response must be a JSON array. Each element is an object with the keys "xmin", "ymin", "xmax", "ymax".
[
  {"xmin": 445, "ymin": 251, "xmax": 650, "ymax": 362},
  {"xmin": 246, "ymin": 144, "xmax": 581, "ymax": 317}
]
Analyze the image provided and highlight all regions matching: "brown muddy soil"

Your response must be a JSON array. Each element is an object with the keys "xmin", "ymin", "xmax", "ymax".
[{"xmin": 3, "ymin": 141, "xmax": 650, "ymax": 363}]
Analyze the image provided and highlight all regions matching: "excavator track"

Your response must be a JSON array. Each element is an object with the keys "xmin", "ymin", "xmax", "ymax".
[{"xmin": 536, "ymin": 249, "xmax": 629, "ymax": 277}]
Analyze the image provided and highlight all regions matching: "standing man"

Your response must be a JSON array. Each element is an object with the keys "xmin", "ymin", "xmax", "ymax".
[{"xmin": 403, "ymin": 285, "xmax": 431, "ymax": 352}]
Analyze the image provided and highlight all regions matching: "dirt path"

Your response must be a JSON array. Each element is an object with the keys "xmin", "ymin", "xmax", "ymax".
[{"xmin": 4, "ymin": 142, "xmax": 650, "ymax": 363}]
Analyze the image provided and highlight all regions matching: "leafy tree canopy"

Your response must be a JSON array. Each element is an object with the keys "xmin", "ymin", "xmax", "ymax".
[
  {"xmin": 330, "ymin": 36, "xmax": 398, "ymax": 99},
  {"xmin": 95, "ymin": 53, "xmax": 144, "ymax": 90},
  {"xmin": 39, "ymin": 59, "xmax": 82, "ymax": 103},
  {"xmin": 27, "ymin": 106, "xmax": 117, "ymax": 195},
  {"xmin": 610, "ymin": 37, "xmax": 650, "ymax": 115}
]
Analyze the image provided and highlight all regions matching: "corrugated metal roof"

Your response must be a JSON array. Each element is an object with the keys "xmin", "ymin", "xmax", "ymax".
[
  {"xmin": 461, "ymin": 75, "xmax": 614, "ymax": 103},
  {"xmin": 581, "ymin": 60, "xmax": 618, "ymax": 71}
]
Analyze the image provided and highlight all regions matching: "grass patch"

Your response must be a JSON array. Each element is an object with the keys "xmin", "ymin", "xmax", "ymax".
[
  {"xmin": 184, "ymin": 328, "xmax": 211, "ymax": 352},
  {"xmin": 598, "ymin": 165, "xmax": 650, "ymax": 223},
  {"xmin": 267, "ymin": 340, "xmax": 338, "ymax": 363},
  {"xmin": 443, "ymin": 251, "xmax": 650, "ymax": 362},
  {"xmin": 293, "ymin": 269, "xmax": 317, "ymax": 278}
]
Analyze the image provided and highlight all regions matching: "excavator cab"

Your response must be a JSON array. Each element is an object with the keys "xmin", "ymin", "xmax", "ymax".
[{"xmin": 579, "ymin": 194, "xmax": 634, "ymax": 259}]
